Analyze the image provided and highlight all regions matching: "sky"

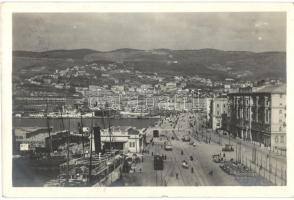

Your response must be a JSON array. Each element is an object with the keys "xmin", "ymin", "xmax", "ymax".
[{"xmin": 13, "ymin": 12, "xmax": 286, "ymax": 52}]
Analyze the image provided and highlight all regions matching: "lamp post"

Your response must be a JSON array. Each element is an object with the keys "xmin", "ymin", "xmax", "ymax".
[
  {"xmin": 197, "ymin": 89, "xmax": 201, "ymax": 112},
  {"xmin": 191, "ymin": 89, "xmax": 195, "ymax": 111}
]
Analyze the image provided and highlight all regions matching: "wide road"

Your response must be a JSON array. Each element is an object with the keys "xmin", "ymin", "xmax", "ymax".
[{"xmin": 124, "ymin": 112, "xmax": 239, "ymax": 186}]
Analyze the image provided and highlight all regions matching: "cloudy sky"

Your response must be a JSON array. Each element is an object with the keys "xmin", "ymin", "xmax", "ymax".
[{"xmin": 13, "ymin": 12, "xmax": 286, "ymax": 52}]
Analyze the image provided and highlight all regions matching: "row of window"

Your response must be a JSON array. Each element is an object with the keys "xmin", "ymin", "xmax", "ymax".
[
  {"xmin": 216, "ymin": 103, "xmax": 226, "ymax": 108},
  {"xmin": 129, "ymin": 141, "xmax": 136, "ymax": 148},
  {"xmin": 275, "ymin": 135, "xmax": 285, "ymax": 144}
]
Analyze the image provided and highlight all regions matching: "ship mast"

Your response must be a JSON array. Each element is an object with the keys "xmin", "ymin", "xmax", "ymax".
[
  {"xmin": 79, "ymin": 111, "xmax": 85, "ymax": 158},
  {"xmin": 59, "ymin": 107, "xmax": 70, "ymax": 183},
  {"xmin": 45, "ymin": 100, "xmax": 52, "ymax": 157},
  {"xmin": 106, "ymin": 102, "xmax": 112, "ymax": 152}
]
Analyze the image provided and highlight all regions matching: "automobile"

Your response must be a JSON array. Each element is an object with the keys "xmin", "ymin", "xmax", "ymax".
[
  {"xmin": 182, "ymin": 135, "xmax": 190, "ymax": 142},
  {"xmin": 189, "ymin": 141, "xmax": 194, "ymax": 145},
  {"xmin": 212, "ymin": 154, "xmax": 223, "ymax": 163},
  {"xmin": 164, "ymin": 144, "xmax": 173, "ymax": 151},
  {"xmin": 193, "ymin": 142, "xmax": 197, "ymax": 147},
  {"xmin": 182, "ymin": 160, "xmax": 189, "ymax": 168},
  {"xmin": 222, "ymin": 144, "xmax": 234, "ymax": 152}
]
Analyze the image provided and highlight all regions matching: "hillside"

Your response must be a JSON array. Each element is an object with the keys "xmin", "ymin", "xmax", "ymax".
[{"xmin": 13, "ymin": 48, "xmax": 286, "ymax": 81}]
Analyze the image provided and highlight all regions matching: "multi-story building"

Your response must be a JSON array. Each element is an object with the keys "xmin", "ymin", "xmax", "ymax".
[
  {"xmin": 210, "ymin": 97, "xmax": 228, "ymax": 130},
  {"xmin": 227, "ymin": 84, "xmax": 286, "ymax": 150},
  {"xmin": 192, "ymin": 97, "xmax": 212, "ymax": 121}
]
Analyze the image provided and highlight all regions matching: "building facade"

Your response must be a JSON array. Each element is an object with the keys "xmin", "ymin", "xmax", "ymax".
[
  {"xmin": 227, "ymin": 84, "xmax": 286, "ymax": 150},
  {"xmin": 99, "ymin": 126, "xmax": 144, "ymax": 153},
  {"xmin": 210, "ymin": 97, "xmax": 228, "ymax": 130}
]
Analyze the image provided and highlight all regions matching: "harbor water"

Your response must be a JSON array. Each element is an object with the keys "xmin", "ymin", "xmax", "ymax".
[
  {"xmin": 13, "ymin": 117, "xmax": 158, "ymax": 187},
  {"xmin": 13, "ymin": 117, "xmax": 158, "ymax": 132}
]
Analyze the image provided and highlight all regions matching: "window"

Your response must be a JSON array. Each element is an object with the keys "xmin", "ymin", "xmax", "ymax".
[
  {"xmin": 279, "ymin": 110, "xmax": 282, "ymax": 114},
  {"xmin": 217, "ymin": 104, "xmax": 219, "ymax": 108},
  {"xmin": 265, "ymin": 109, "xmax": 270, "ymax": 123},
  {"xmin": 217, "ymin": 111, "xmax": 220, "ymax": 115},
  {"xmin": 275, "ymin": 136, "xmax": 279, "ymax": 143},
  {"xmin": 224, "ymin": 104, "xmax": 226, "ymax": 108},
  {"xmin": 129, "ymin": 142, "xmax": 134, "ymax": 148},
  {"xmin": 280, "ymin": 136, "xmax": 284, "ymax": 143},
  {"xmin": 279, "ymin": 127, "xmax": 282, "ymax": 131}
]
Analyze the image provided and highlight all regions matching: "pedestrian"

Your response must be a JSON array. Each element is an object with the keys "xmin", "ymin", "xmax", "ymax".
[
  {"xmin": 176, "ymin": 173, "xmax": 178, "ymax": 179},
  {"xmin": 223, "ymin": 153, "xmax": 226, "ymax": 158},
  {"xmin": 140, "ymin": 168, "xmax": 142, "ymax": 173},
  {"xmin": 191, "ymin": 167, "xmax": 194, "ymax": 173},
  {"xmin": 181, "ymin": 150, "xmax": 183, "ymax": 155}
]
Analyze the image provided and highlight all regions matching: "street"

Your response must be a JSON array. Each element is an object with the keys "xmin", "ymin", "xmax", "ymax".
[{"xmin": 117, "ymin": 112, "xmax": 273, "ymax": 186}]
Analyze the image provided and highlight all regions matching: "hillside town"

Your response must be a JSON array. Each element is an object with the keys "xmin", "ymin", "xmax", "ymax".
[
  {"xmin": 13, "ymin": 60, "xmax": 286, "ymax": 187},
  {"xmin": 11, "ymin": 12, "xmax": 287, "ymax": 188}
]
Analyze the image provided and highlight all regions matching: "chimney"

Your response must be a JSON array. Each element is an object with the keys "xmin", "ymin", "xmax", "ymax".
[{"xmin": 93, "ymin": 127, "xmax": 101, "ymax": 153}]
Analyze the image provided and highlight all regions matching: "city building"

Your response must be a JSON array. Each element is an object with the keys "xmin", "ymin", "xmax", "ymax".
[
  {"xmin": 99, "ymin": 126, "xmax": 144, "ymax": 153},
  {"xmin": 210, "ymin": 97, "xmax": 228, "ymax": 130},
  {"xmin": 227, "ymin": 84, "xmax": 286, "ymax": 150},
  {"xmin": 13, "ymin": 127, "xmax": 51, "ymax": 153},
  {"xmin": 193, "ymin": 97, "xmax": 212, "ymax": 122}
]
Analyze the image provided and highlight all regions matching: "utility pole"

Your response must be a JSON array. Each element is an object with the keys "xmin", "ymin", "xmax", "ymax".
[
  {"xmin": 45, "ymin": 100, "xmax": 52, "ymax": 157},
  {"xmin": 197, "ymin": 89, "xmax": 201, "ymax": 112},
  {"xmin": 191, "ymin": 89, "xmax": 195, "ymax": 110},
  {"xmin": 107, "ymin": 102, "xmax": 112, "ymax": 152},
  {"xmin": 80, "ymin": 113, "xmax": 85, "ymax": 158},
  {"xmin": 88, "ymin": 111, "xmax": 94, "ymax": 185}
]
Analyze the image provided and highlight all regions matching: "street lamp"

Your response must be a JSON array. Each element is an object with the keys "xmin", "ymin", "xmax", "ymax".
[
  {"xmin": 197, "ymin": 89, "xmax": 201, "ymax": 112},
  {"xmin": 191, "ymin": 89, "xmax": 195, "ymax": 110}
]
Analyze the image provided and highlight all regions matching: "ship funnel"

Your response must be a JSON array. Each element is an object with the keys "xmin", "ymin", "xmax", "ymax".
[{"xmin": 93, "ymin": 127, "xmax": 101, "ymax": 153}]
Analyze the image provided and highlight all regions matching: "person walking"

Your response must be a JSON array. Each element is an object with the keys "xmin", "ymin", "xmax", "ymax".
[{"xmin": 191, "ymin": 167, "xmax": 194, "ymax": 173}]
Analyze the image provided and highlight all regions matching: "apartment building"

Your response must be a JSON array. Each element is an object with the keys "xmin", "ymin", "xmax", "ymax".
[
  {"xmin": 210, "ymin": 97, "xmax": 228, "ymax": 130},
  {"xmin": 227, "ymin": 84, "xmax": 286, "ymax": 150}
]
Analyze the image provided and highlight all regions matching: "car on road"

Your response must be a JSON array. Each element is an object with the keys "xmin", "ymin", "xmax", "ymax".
[
  {"xmin": 182, "ymin": 160, "xmax": 189, "ymax": 168},
  {"xmin": 164, "ymin": 143, "xmax": 173, "ymax": 151},
  {"xmin": 222, "ymin": 144, "xmax": 234, "ymax": 152},
  {"xmin": 212, "ymin": 154, "xmax": 224, "ymax": 163},
  {"xmin": 182, "ymin": 135, "xmax": 190, "ymax": 142}
]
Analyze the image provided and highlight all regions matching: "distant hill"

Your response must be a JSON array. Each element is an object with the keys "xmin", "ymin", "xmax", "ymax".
[
  {"xmin": 14, "ymin": 49, "xmax": 98, "ymax": 60},
  {"xmin": 13, "ymin": 48, "xmax": 286, "ymax": 81}
]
